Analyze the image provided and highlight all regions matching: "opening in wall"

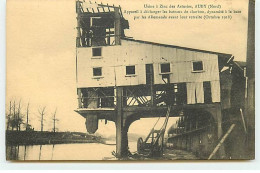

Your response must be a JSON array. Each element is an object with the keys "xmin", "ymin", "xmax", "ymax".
[
  {"xmin": 192, "ymin": 61, "xmax": 204, "ymax": 72},
  {"xmin": 126, "ymin": 65, "xmax": 136, "ymax": 76},
  {"xmin": 93, "ymin": 67, "xmax": 102, "ymax": 77},
  {"xmin": 90, "ymin": 17, "xmax": 102, "ymax": 27},
  {"xmin": 160, "ymin": 63, "xmax": 171, "ymax": 73},
  {"xmin": 92, "ymin": 47, "xmax": 102, "ymax": 57},
  {"xmin": 146, "ymin": 64, "xmax": 154, "ymax": 85},
  {"xmin": 176, "ymin": 83, "xmax": 187, "ymax": 104},
  {"xmin": 162, "ymin": 74, "xmax": 170, "ymax": 83},
  {"xmin": 203, "ymin": 81, "xmax": 212, "ymax": 103}
]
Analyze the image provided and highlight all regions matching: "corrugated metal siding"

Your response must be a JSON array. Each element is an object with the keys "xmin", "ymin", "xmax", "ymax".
[
  {"xmin": 211, "ymin": 80, "xmax": 221, "ymax": 102},
  {"xmin": 195, "ymin": 82, "xmax": 204, "ymax": 103},
  {"xmin": 77, "ymin": 39, "xmax": 221, "ymax": 102},
  {"xmin": 187, "ymin": 83, "xmax": 196, "ymax": 104},
  {"xmin": 186, "ymin": 82, "xmax": 204, "ymax": 104}
]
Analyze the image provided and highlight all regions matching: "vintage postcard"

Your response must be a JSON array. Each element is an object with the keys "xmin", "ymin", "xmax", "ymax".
[{"xmin": 6, "ymin": 0, "xmax": 255, "ymax": 161}]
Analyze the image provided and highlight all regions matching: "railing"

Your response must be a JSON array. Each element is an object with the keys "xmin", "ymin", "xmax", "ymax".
[
  {"xmin": 77, "ymin": 84, "xmax": 188, "ymax": 109},
  {"xmin": 76, "ymin": 35, "xmax": 117, "ymax": 47},
  {"xmin": 78, "ymin": 96, "xmax": 116, "ymax": 109}
]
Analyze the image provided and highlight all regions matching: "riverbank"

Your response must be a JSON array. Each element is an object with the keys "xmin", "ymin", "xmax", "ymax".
[
  {"xmin": 103, "ymin": 148, "xmax": 198, "ymax": 160},
  {"xmin": 6, "ymin": 130, "xmax": 104, "ymax": 145}
]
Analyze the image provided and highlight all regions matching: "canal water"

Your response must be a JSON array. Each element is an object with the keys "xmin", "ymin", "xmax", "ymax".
[{"xmin": 6, "ymin": 142, "xmax": 137, "ymax": 161}]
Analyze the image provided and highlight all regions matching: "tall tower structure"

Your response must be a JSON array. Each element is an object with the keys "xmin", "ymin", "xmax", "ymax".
[
  {"xmin": 75, "ymin": 1, "xmax": 242, "ymax": 158},
  {"xmin": 75, "ymin": 0, "xmax": 129, "ymax": 133},
  {"xmin": 75, "ymin": 0, "xmax": 130, "ymax": 156}
]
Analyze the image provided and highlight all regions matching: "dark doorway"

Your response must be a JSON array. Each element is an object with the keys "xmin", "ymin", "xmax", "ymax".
[
  {"xmin": 146, "ymin": 64, "xmax": 154, "ymax": 85},
  {"xmin": 203, "ymin": 81, "xmax": 212, "ymax": 103},
  {"xmin": 99, "ymin": 87, "xmax": 114, "ymax": 108},
  {"xmin": 176, "ymin": 83, "xmax": 187, "ymax": 105}
]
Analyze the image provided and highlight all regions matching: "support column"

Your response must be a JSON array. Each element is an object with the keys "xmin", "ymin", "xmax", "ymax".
[
  {"xmin": 77, "ymin": 88, "xmax": 82, "ymax": 108},
  {"xmin": 215, "ymin": 104, "xmax": 226, "ymax": 158},
  {"xmin": 116, "ymin": 87, "xmax": 128, "ymax": 157},
  {"xmin": 76, "ymin": 1, "xmax": 82, "ymax": 47},
  {"xmin": 114, "ymin": 8, "xmax": 121, "ymax": 45},
  {"xmin": 215, "ymin": 106, "xmax": 223, "ymax": 139},
  {"xmin": 206, "ymin": 104, "xmax": 226, "ymax": 158}
]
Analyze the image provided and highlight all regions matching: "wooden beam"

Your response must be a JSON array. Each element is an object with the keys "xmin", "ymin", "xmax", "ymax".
[
  {"xmin": 123, "ymin": 103, "xmax": 218, "ymax": 112},
  {"xmin": 116, "ymin": 87, "xmax": 123, "ymax": 157},
  {"xmin": 208, "ymin": 124, "xmax": 236, "ymax": 160},
  {"xmin": 240, "ymin": 108, "xmax": 247, "ymax": 134},
  {"xmin": 114, "ymin": 7, "xmax": 121, "ymax": 45}
]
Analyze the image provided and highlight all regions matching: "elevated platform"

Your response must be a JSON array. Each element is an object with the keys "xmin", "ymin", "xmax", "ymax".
[{"xmin": 75, "ymin": 103, "xmax": 220, "ymax": 121}]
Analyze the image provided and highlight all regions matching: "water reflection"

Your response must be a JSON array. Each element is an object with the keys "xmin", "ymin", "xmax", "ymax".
[
  {"xmin": 6, "ymin": 142, "xmax": 137, "ymax": 160},
  {"xmin": 51, "ymin": 144, "xmax": 55, "ymax": 160},
  {"xmin": 24, "ymin": 145, "xmax": 27, "ymax": 160}
]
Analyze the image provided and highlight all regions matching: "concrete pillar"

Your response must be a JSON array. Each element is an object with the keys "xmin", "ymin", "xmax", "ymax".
[
  {"xmin": 205, "ymin": 104, "xmax": 225, "ymax": 158},
  {"xmin": 215, "ymin": 106, "xmax": 223, "ymax": 139},
  {"xmin": 116, "ymin": 87, "xmax": 128, "ymax": 157},
  {"xmin": 215, "ymin": 104, "xmax": 226, "ymax": 158}
]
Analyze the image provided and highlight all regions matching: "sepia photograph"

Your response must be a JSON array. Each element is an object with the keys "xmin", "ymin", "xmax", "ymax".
[{"xmin": 5, "ymin": 0, "xmax": 255, "ymax": 161}]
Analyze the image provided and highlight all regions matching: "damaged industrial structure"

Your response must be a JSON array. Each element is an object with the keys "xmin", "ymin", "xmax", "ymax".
[{"xmin": 74, "ymin": 0, "xmax": 254, "ymax": 159}]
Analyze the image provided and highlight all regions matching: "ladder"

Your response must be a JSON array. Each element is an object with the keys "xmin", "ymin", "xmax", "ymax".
[{"xmin": 137, "ymin": 106, "xmax": 171, "ymax": 157}]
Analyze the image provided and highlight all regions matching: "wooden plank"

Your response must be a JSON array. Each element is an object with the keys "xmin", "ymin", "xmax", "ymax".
[
  {"xmin": 114, "ymin": 8, "xmax": 121, "ymax": 45},
  {"xmin": 77, "ymin": 41, "xmax": 220, "ymax": 87},
  {"xmin": 116, "ymin": 87, "xmax": 123, "ymax": 157},
  {"xmin": 211, "ymin": 80, "xmax": 221, "ymax": 103},
  {"xmin": 240, "ymin": 108, "xmax": 247, "ymax": 133},
  {"xmin": 208, "ymin": 124, "xmax": 236, "ymax": 160}
]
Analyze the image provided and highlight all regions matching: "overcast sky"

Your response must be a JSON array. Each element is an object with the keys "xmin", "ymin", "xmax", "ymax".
[{"xmin": 6, "ymin": 0, "xmax": 248, "ymax": 137}]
